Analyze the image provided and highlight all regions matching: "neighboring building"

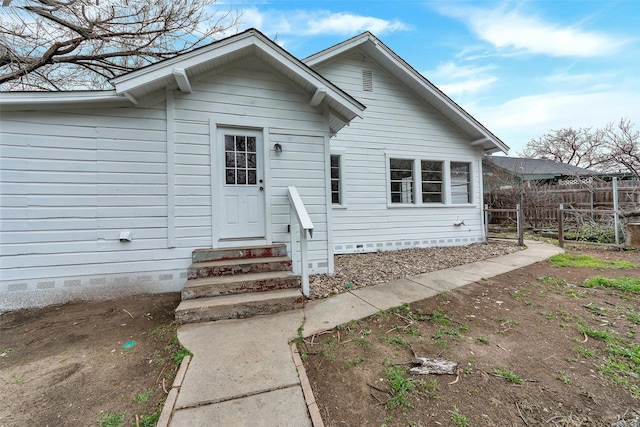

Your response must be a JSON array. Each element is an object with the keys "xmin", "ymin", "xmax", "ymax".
[
  {"xmin": 483, "ymin": 156, "xmax": 593, "ymax": 192},
  {"xmin": 0, "ymin": 29, "xmax": 508, "ymax": 311}
]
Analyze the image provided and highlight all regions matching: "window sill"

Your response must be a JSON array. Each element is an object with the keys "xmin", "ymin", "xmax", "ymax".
[{"xmin": 332, "ymin": 204, "xmax": 348, "ymax": 210}]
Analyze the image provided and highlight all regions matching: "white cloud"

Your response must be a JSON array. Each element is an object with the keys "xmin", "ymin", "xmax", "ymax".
[
  {"xmin": 426, "ymin": 62, "xmax": 497, "ymax": 96},
  {"xmin": 470, "ymin": 90, "xmax": 640, "ymax": 153},
  {"xmin": 439, "ymin": 4, "xmax": 626, "ymax": 58},
  {"xmin": 236, "ymin": 8, "xmax": 408, "ymax": 37}
]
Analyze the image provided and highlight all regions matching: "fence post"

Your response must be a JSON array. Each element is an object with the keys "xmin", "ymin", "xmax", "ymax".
[
  {"xmin": 484, "ymin": 204, "xmax": 489, "ymax": 244},
  {"xmin": 557, "ymin": 203, "xmax": 564, "ymax": 248},
  {"xmin": 516, "ymin": 203, "xmax": 523, "ymax": 246},
  {"xmin": 613, "ymin": 177, "xmax": 620, "ymax": 245}
]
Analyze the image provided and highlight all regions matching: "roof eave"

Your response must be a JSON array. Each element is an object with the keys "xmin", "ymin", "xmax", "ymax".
[{"xmin": 0, "ymin": 90, "xmax": 131, "ymax": 110}]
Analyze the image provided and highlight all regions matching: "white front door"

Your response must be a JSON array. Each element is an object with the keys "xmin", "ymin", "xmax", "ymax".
[{"xmin": 219, "ymin": 129, "xmax": 266, "ymax": 240}]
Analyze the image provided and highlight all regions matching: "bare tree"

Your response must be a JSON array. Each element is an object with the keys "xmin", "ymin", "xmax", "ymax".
[
  {"xmin": 0, "ymin": 0, "xmax": 239, "ymax": 90},
  {"xmin": 519, "ymin": 127, "xmax": 607, "ymax": 169},
  {"xmin": 599, "ymin": 118, "xmax": 640, "ymax": 179}
]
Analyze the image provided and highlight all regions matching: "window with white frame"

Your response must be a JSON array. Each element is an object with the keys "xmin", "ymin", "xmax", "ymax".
[
  {"xmin": 330, "ymin": 154, "xmax": 341, "ymax": 204},
  {"xmin": 421, "ymin": 160, "xmax": 443, "ymax": 203},
  {"xmin": 450, "ymin": 162, "xmax": 471, "ymax": 203},
  {"xmin": 389, "ymin": 158, "xmax": 414, "ymax": 203},
  {"xmin": 387, "ymin": 157, "xmax": 473, "ymax": 205}
]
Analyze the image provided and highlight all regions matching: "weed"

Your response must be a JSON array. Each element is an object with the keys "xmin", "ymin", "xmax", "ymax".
[
  {"xmin": 494, "ymin": 367, "xmax": 523, "ymax": 384},
  {"xmin": 404, "ymin": 326, "xmax": 421, "ymax": 337},
  {"xmin": 555, "ymin": 372, "xmax": 572, "ymax": 385},
  {"xmin": 451, "ymin": 408, "xmax": 469, "ymax": 426},
  {"xmin": 476, "ymin": 335, "xmax": 490, "ymax": 345},
  {"xmin": 356, "ymin": 336, "xmax": 371, "ymax": 346},
  {"xmin": 543, "ymin": 311, "xmax": 554, "ymax": 319},
  {"xmin": 97, "ymin": 412, "xmax": 125, "ymax": 427},
  {"xmin": 573, "ymin": 346, "xmax": 596, "ymax": 359},
  {"xmin": 344, "ymin": 356, "xmax": 365, "ymax": 369},
  {"xmin": 336, "ymin": 323, "xmax": 345, "ymax": 331},
  {"xmin": 133, "ymin": 388, "xmax": 154, "ymax": 403},
  {"xmin": 549, "ymin": 254, "xmax": 634, "ymax": 269},
  {"xmin": 139, "ymin": 411, "xmax": 161, "ymax": 427},
  {"xmin": 385, "ymin": 367, "xmax": 414, "ymax": 409},
  {"xmin": 577, "ymin": 324, "xmax": 612, "ymax": 341},
  {"xmin": 539, "ymin": 276, "xmax": 567, "ymax": 286},
  {"xmin": 166, "ymin": 336, "xmax": 192, "ymax": 364},
  {"xmin": 8, "ymin": 374, "xmax": 24, "ymax": 385},
  {"xmin": 626, "ymin": 311, "xmax": 640, "ymax": 325},
  {"xmin": 512, "ymin": 289, "xmax": 528, "ymax": 299},
  {"xmin": 385, "ymin": 335, "xmax": 409, "ymax": 348},
  {"xmin": 524, "ymin": 301, "xmax": 534, "ymax": 306},
  {"xmin": 583, "ymin": 277, "xmax": 640, "ymax": 294},
  {"xmin": 428, "ymin": 310, "xmax": 450, "ymax": 325},
  {"xmin": 1, "ymin": 348, "xmax": 17, "ymax": 356},
  {"xmin": 458, "ymin": 324, "xmax": 469, "ymax": 333},
  {"xmin": 148, "ymin": 324, "xmax": 172, "ymax": 339}
]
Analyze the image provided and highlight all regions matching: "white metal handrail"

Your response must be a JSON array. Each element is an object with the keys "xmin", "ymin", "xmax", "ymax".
[{"xmin": 288, "ymin": 186, "xmax": 314, "ymax": 297}]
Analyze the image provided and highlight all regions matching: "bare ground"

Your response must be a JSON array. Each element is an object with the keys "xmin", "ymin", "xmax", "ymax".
[
  {"xmin": 0, "ymin": 293, "xmax": 181, "ymax": 427},
  {"xmin": 1, "ymin": 242, "xmax": 638, "ymax": 426},
  {"xmin": 301, "ymin": 246, "xmax": 640, "ymax": 427}
]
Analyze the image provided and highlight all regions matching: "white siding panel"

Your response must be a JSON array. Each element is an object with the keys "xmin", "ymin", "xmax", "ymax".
[
  {"xmin": 0, "ymin": 102, "xmax": 183, "ymax": 309},
  {"xmin": 315, "ymin": 52, "xmax": 486, "ymax": 253}
]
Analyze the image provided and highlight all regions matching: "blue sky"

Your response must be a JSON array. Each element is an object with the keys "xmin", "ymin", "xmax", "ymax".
[{"xmin": 217, "ymin": 0, "xmax": 640, "ymax": 155}]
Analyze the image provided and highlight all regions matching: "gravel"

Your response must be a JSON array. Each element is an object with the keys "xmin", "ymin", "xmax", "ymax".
[{"xmin": 309, "ymin": 240, "xmax": 522, "ymax": 299}]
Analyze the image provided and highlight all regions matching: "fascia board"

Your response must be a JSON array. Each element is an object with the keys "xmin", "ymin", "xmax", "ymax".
[
  {"xmin": 0, "ymin": 90, "xmax": 130, "ymax": 109},
  {"xmin": 112, "ymin": 35, "xmax": 255, "ymax": 94},
  {"xmin": 302, "ymin": 33, "xmax": 372, "ymax": 66}
]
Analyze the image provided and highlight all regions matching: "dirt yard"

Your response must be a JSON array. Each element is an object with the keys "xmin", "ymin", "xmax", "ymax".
[
  {"xmin": 0, "ymin": 293, "xmax": 181, "ymax": 427},
  {"xmin": 1, "ymin": 244, "xmax": 638, "ymax": 427},
  {"xmin": 302, "ymin": 246, "xmax": 640, "ymax": 427}
]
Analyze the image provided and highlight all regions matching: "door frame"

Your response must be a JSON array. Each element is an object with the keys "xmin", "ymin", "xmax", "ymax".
[{"xmin": 209, "ymin": 118, "xmax": 272, "ymax": 248}]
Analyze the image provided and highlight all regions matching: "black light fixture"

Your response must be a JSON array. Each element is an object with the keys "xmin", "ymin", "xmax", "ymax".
[{"xmin": 274, "ymin": 143, "xmax": 283, "ymax": 154}]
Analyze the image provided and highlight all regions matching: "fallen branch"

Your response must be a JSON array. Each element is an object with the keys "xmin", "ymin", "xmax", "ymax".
[
  {"xmin": 581, "ymin": 332, "xmax": 588, "ymax": 343},
  {"xmin": 515, "ymin": 402, "xmax": 530, "ymax": 426},
  {"xmin": 409, "ymin": 358, "xmax": 458, "ymax": 375},
  {"xmin": 367, "ymin": 382, "xmax": 390, "ymax": 394},
  {"xmin": 162, "ymin": 378, "xmax": 168, "ymax": 394},
  {"xmin": 122, "ymin": 309, "xmax": 134, "ymax": 319},
  {"xmin": 447, "ymin": 375, "xmax": 459, "ymax": 385}
]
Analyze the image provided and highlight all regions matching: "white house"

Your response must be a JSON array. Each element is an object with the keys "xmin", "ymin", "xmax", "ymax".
[{"xmin": 0, "ymin": 29, "xmax": 508, "ymax": 311}]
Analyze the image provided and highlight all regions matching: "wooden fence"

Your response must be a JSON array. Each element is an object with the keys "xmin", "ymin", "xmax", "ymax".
[{"xmin": 486, "ymin": 179, "xmax": 640, "ymax": 228}]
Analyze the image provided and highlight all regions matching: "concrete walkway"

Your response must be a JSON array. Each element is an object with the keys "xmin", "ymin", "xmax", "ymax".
[{"xmin": 168, "ymin": 240, "xmax": 563, "ymax": 426}]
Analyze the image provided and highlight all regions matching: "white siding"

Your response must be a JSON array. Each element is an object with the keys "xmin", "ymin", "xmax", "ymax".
[
  {"xmin": 0, "ymin": 102, "xmax": 196, "ymax": 310},
  {"xmin": 0, "ymin": 55, "xmax": 333, "ymax": 310},
  {"xmin": 314, "ymin": 52, "xmax": 486, "ymax": 253},
  {"xmin": 172, "ymin": 57, "xmax": 331, "ymax": 273}
]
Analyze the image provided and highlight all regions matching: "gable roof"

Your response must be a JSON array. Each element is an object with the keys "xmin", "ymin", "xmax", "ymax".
[
  {"xmin": 304, "ymin": 32, "xmax": 509, "ymax": 154},
  {"xmin": 484, "ymin": 156, "xmax": 593, "ymax": 179},
  {"xmin": 110, "ymin": 28, "xmax": 364, "ymax": 134},
  {"xmin": 1, "ymin": 29, "xmax": 365, "ymax": 134}
]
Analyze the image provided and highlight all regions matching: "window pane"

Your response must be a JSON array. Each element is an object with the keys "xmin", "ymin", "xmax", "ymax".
[
  {"xmin": 330, "ymin": 154, "xmax": 341, "ymax": 204},
  {"xmin": 225, "ymin": 169, "xmax": 235, "ymax": 184},
  {"xmin": 236, "ymin": 152, "xmax": 246, "ymax": 168},
  {"xmin": 247, "ymin": 153, "xmax": 256, "ymax": 168},
  {"xmin": 390, "ymin": 158, "xmax": 414, "ymax": 203},
  {"xmin": 246, "ymin": 137, "xmax": 256, "ymax": 152},
  {"xmin": 225, "ymin": 135, "xmax": 235, "ymax": 151},
  {"xmin": 247, "ymin": 169, "xmax": 257, "ymax": 185},
  {"xmin": 236, "ymin": 136, "xmax": 246, "ymax": 151},
  {"xmin": 420, "ymin": 160, "xmax": 443, "ymax": 204},
  {"xmin": 237, "ymin": 169, "xmax": 246, "ymax": 184},
  {"xmin": 450, "ymin": 162, "xmax": 471, "ymax": 203},
  {"xmin": 225, "ymin": 152, "xmax": 235, "ymax": 167}
]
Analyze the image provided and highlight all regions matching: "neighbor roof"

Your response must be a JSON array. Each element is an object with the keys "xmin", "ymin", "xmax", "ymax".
[
  {"xmin": 485, "ymin": 156, "xmax": 593, "ymax": 178},
  {"xmin": 304, "ymin": 32, "xmax": 509, "ymax": 155}
]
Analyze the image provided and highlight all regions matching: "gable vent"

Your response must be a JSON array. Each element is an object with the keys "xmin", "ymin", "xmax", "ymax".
[{"xmin": 362, "ymin": 70, "xmax": 373, "ymax": 92}]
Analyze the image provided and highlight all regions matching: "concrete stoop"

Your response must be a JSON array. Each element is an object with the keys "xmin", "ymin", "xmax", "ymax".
[{"xmin": 175, "ymin": 244, "xmax": 303, "ymax": 324}]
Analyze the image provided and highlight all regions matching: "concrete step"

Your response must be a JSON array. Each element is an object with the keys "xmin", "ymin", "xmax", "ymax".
[
  {"xmin": 181, "ymin": 271, "xmax": 300, "ymax": 300},
  {"xmin": 188, "ymin": 256, "xmax": 292, "ymax": 280},
  {"xmin": 175, "ymin": 288, "xmax": 305, "ymax": 323},
  {"xmin": 192, "ymin": 244, "xmax": 288, "ymax": 264}
]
